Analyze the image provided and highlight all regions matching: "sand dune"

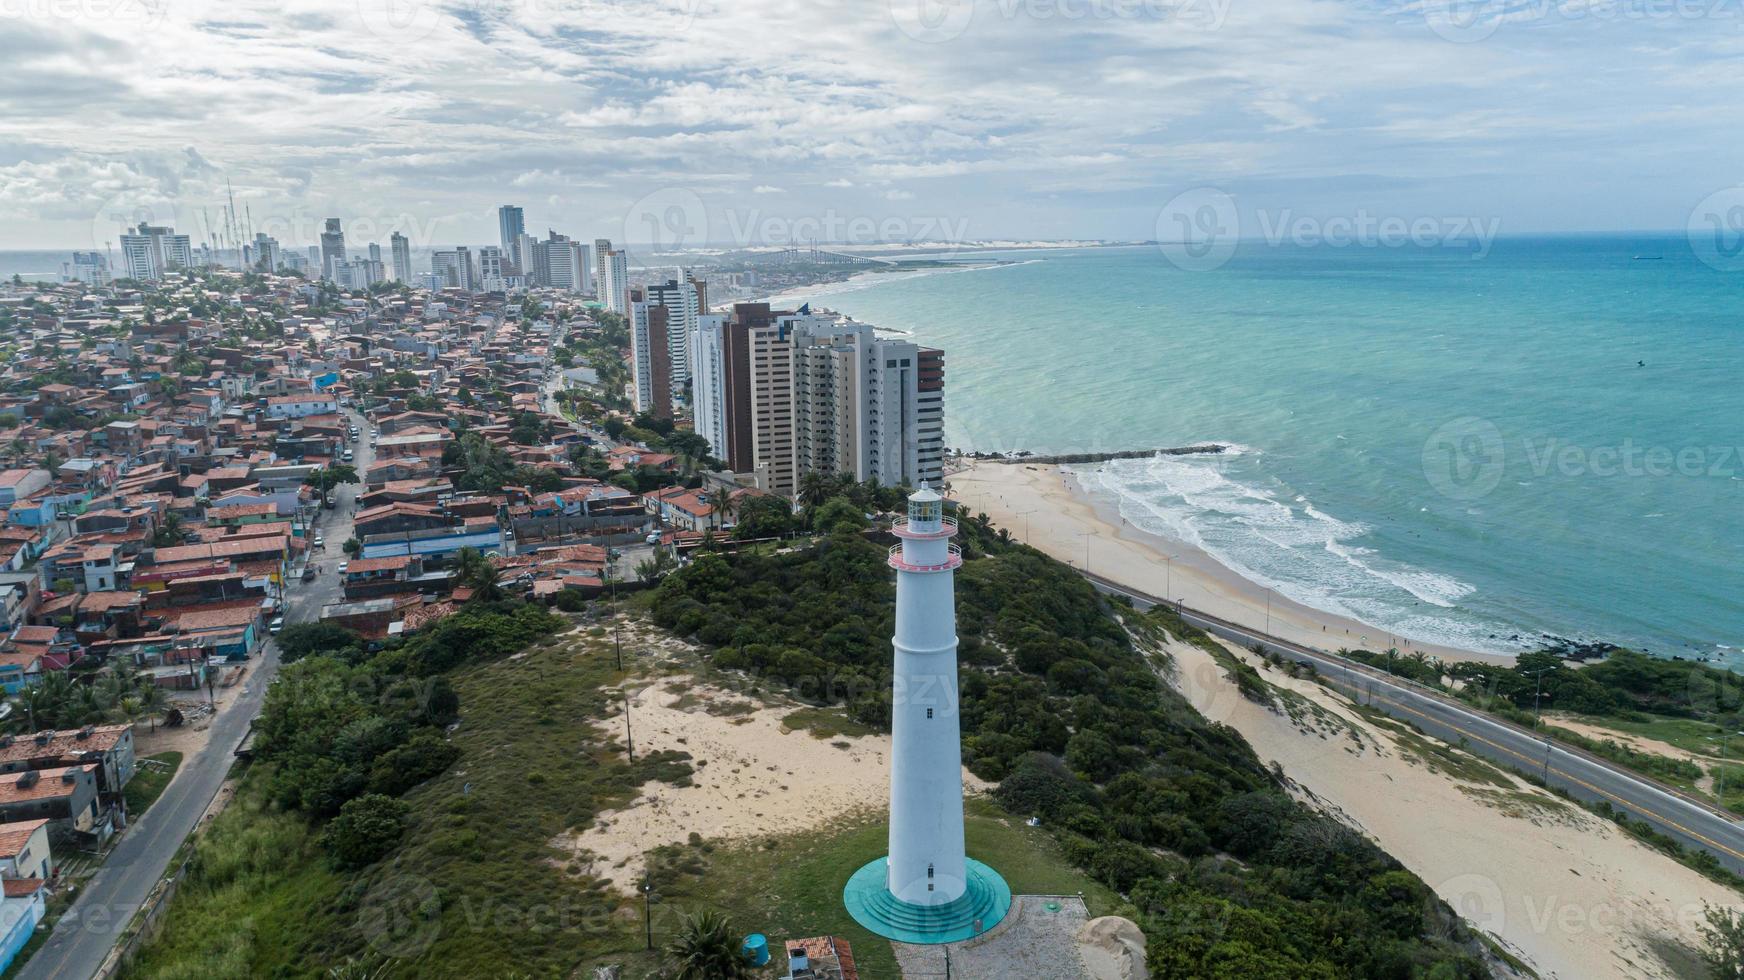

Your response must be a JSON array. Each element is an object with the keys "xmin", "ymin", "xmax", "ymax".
[
  {"xmin": 1161, "ymin": 631, "xmax": 1732, "ymax": 979},
  {"xmin": 556, "ymin": 679, "xmax": 986, "ymax": 893}
]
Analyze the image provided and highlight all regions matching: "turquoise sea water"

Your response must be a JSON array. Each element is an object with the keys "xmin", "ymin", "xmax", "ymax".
[{"xmin": 793, "ymin": 238, "xmax": 1744, "ymax": 661}]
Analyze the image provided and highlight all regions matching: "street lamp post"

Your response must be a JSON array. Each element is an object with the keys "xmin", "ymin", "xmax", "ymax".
[
  {"xmin": 1523, "ymin": 666, "xmax": 1555, "ymax": 730},
  {"xmin": 642, "ymin": 878, "xmax": 654, "ymax": 950},
  {"xmin": 1162, "ymin": 553, "xmax": 1175, "ymax": 603},
  {"xmin": 1076, "ymin": 530, "xmax": 1095, "ymax": 575},
  {"xmin": 1015, "ymin": 509, "xmax": 1036, "ymax": 543},
  {"xmin": 1264, "ymin": 588, "xmax": 1272, "ymax": 636},
  {"xmin": 1713, "ymin": 731, "xmax": 1744, "ymax": 804}
]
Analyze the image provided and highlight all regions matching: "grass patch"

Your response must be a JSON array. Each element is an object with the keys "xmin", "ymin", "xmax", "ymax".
[
  {"xmin": 126, "ymin": 634, "xmax": 689, "ymax": 977},
  {"xmin": 124, "ymin": 776, "xmax": 346, "ymax": 979},
  {"xmin": 123, "ymin": 752, "xmax": 183, "ymax": 818},
  {"xmin": 616, "ymin": 795, "xmax": 1124, "ymax": 980},
  {"xmin": 780, "ymin": 707, "xmax": 875, "ymax": 740}
]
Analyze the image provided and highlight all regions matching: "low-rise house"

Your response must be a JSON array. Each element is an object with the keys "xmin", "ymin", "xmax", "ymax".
[
  {"xmin": 0, "ymin": 725, "xmax": 136, "ymax": 798},
  {"xmin": 0, "ymin": 877, "xmax": 47, "ymax": 974},
  {"xmin": 0, "ymin": 819, "xmax": 51, "ymax": 880},
  {"xmin": 642, "ymin": 486, "xmax": 722, "ymax": 532},
  {"xmin": 0, "ymin": 765, "xmax": 102, "ymax": 835}
]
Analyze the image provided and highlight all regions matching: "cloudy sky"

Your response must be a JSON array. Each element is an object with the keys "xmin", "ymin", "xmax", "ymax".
[{"xmin": 1, "ymin": 0, "xmax": 1739, "ymax": 251}]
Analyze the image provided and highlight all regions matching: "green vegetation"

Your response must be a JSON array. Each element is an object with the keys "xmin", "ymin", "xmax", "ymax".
[
  {"xmin": 123, "ymin": 752, "xmax": 183, "ymax": 817},
  {"xmin": 617, "ymin": 797, "xmax": 1120, "ymax": 980},
  {"xmin": 1342, "ymin": 644, "xmax": 1744, "ymax": 809},
  {"xmin": 649, "ymin": 519, "xmax": 1495, "ymax": 976}
]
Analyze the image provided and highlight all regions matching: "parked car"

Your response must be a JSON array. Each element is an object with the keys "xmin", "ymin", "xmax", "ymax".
[
  {"xmin": 269, "ymin": 616, "xmax": 285, "ymax": 634},
  {"xmin": 337, "ymin": 561, "xmax": 348, "ymax": 574}
]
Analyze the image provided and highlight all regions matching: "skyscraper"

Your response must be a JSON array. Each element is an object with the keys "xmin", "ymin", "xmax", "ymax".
[
  {"xmin": 498, "ymin": 205, "xmax": 525, "ymax": 266},
  {"xmin": 593, "ymin": 238, "xmax": 612, "ymax": 288},
  {"xmin": 252, "ymin": 232, "xmax": 282, "ymax": 273},
  {"xmin": 628, "ymin": 288, "xmax": 673, "ymax": 418},
  {"xmin": 544, "ymin": 237, "xmax": 590, "ymax": 293},
  {"xmin": 645, "ymin": 276, "xmax": 704, "ymax": 398},
  {"xmin": 390, "ymin": 232, "xmax": 412, "ymax": 282},
  {"xmin": 319, "ymin": 218, "xmax": 345, "ymax": 280},
  {"xmin": 844, "ymin": 487, "xmax": 1010, "ymax": 943},
  {"xmin": 793, "ymin": 315, "xmax": 943, "ymax": 488},
  {"xmin": 118, "ymin": 223, "xmax": 193, "ymax": 281},
  {"xmin": 600, "ymin": 247, "xmax": 628, "ymax": 313},
  {"xmin": 690, "ymin": 313, "xmax": 728, "ymax": 458},
  {"xmin": 477, "ymin": 246, "xmax": 507, "ymax": 291},
  {"xmin": 517, "ymin": 233, "xmax": 545, "ymax": 286}
]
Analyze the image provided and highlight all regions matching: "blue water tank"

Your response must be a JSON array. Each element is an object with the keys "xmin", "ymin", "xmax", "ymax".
[{"xmin": 741, "ymin": 933, "xmax": 769, "ymax": 966}]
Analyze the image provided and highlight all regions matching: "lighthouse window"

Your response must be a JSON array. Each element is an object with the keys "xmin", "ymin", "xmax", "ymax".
[
  {"xmin": 926, "ymin": 708, "xmax": 933, "ymax": 719},
  {"xmin": 927, "ymin": 864, "xmax": 934, "ymax": 878}
]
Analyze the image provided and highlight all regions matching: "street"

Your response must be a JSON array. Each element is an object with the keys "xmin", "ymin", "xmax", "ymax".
[
  {"xmin": 16, "ymin": 410, "xmax": 373, "ymax": 980},
  {"xmin": 1084, "ymin": 572, "xmax": 1744, "ymax": 877}
]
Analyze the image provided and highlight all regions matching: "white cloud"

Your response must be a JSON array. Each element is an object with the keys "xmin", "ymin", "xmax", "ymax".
[
  {"xmin": 0, "ymin": 0, "xmax": 1736, "ymax": 246},
  {"xmin": 753, "ymin": 185, "xmax": 784, "ymax": 194}
]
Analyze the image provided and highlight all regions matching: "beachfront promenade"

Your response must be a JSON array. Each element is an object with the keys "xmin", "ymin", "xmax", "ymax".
[{"xmin": 1080, "ymin": 570, "xmax": 1744, "ymax": 877}]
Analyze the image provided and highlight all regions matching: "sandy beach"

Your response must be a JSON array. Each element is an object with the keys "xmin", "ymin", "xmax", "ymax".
[
  {"xmin": 948, "ymin": 460, "xmax": 1513, "ymax": 666},
  {"xmin": 1163, "ymin": 632, "xmax": 1730, "ymax": 979},
  {"xmin": 556, "ymin": 677, "xmax": 987, "ymax": 893}
]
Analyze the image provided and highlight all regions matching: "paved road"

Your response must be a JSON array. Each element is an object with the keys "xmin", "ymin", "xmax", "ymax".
[
  {"xmin": 19, "ymin": 411, "xmax": 372, "ymax": 980},
  {"xmin": 1082, "ymin": 571, "xmax": 1744, "ymax": 876}
]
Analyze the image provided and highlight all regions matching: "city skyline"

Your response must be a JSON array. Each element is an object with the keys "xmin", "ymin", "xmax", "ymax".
[{"xmin": 4, "ymin": 1, "xmax": 1743, "ymax": 250}]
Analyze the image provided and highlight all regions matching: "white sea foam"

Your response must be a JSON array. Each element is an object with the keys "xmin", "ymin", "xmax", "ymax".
[{"xmin": 1071, "ymin": 451, "xmax": 1520, "ymax": 653}]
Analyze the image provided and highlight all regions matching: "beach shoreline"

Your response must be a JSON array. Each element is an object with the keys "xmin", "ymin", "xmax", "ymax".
[{"xmin": 948, "ymin": 459, "xmax": 1514, "ymax": 666}]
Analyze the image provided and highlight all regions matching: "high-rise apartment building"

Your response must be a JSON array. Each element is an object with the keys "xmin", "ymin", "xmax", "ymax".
[
  {"xmin": 477, "ymin": 246, "xmax": 507, "ymax": 291},
  {"xmin": 431, "ymin": 248, "xmax": 475, "ymax": 291},
  {"xmin": 600, "ymin": 248, "xmax": 628, "ymax": 314},
  {"xmin": 63, "ymin": 252, "xmax": 111, "ymax": 286},
  {"xmin": 319, "ymin": 218, "xmax": 345, "ymax": 280},
  {"xmin": 390, "ymin": 232, "xmax": 412, "ymax": 282},
  {"xmin": 498, "ymin": 205, "xmax": 525, "ymax": 266},
  {"xmin": 628, "ymin": 288, "xmax": 673, "ymax": 419},
  {"xmin": 593, "ymin": 239, "xmax": 612, "ymax": 290},
  {"xmin": 544, "ymin": 237, "xmax": 590, "ymax": 293},
  {"xmin": 252, "ymin": 232, "xmax": 282, "ymax": 272},
  {"xmin": 645, "ymin": 275, "xmax": 705, "ymax": 398},
  {"xmin": 118, "ymin": 223, "xmax": 193, "ymax": 281},
  {"xmin": 690, "ymin": 313, "xmax": 728, "ymax": 458},
  {"xmin": 715, "ymin": 305, "xmax": 946, "ymax": 496}
]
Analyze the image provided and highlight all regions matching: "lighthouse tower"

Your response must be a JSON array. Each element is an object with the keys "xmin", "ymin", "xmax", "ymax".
[{"xmin": 844, "ymin": 486, "xmax": 1011, "ymax": 944}]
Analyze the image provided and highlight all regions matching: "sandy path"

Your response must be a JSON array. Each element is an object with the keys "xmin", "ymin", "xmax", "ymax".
[
  {"xmin": 557, "ymin": 679, "xmax": 987, "ymax": 893},
  {"xmin": 948, "ymin": 460, "xmax": 1511, "ymax": 666},
  {"xmin": 1162, "ymin": 632, "xmax": 1734, "ymax": 979}
]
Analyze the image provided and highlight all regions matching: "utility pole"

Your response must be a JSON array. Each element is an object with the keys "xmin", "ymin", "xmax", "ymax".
[
  {"xmin": 1523, "ymin": 665, "xmax": 1555, "ymax": 731},
  {"xmin": 622, "ymin": 687, "xmax": 635, "ymax": 762},
  {"xmin": 1264, "ymin": 588, "xmax": 1272, "ymax": 636},
  {"xmin": 1076, "ymin": 529, "xmax": 1094, "ymax": 575},
  {"xmin": 1015, "ymin": 509, "xmax": 1035, "ymax": 543}
]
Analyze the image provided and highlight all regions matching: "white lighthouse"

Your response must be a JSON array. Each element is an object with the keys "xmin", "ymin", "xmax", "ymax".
[{"xmin": 844, "ymin": 485, "xmax": 1010, "ymax": 944}]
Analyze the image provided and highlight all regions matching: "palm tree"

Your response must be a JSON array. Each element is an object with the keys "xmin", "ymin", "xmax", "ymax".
[{"xmin": 664, "ymin": 909, "xmax": 752, "ymax": 980}]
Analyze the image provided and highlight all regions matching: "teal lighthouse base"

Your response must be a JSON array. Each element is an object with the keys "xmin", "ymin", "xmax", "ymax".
[{"xmin": 843, "ymin": 857, "xmax": 1012, "ymax": 944}]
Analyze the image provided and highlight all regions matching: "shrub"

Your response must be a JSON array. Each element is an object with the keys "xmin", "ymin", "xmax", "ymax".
[{"xmin": 321, "ymin": 793, "xmax": 409, "ymax": 869}]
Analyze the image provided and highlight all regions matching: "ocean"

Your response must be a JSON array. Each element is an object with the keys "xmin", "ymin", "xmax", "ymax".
[{"xmin": 791, "ymin": 238, "xmax": 1744, "ymax": 662}]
